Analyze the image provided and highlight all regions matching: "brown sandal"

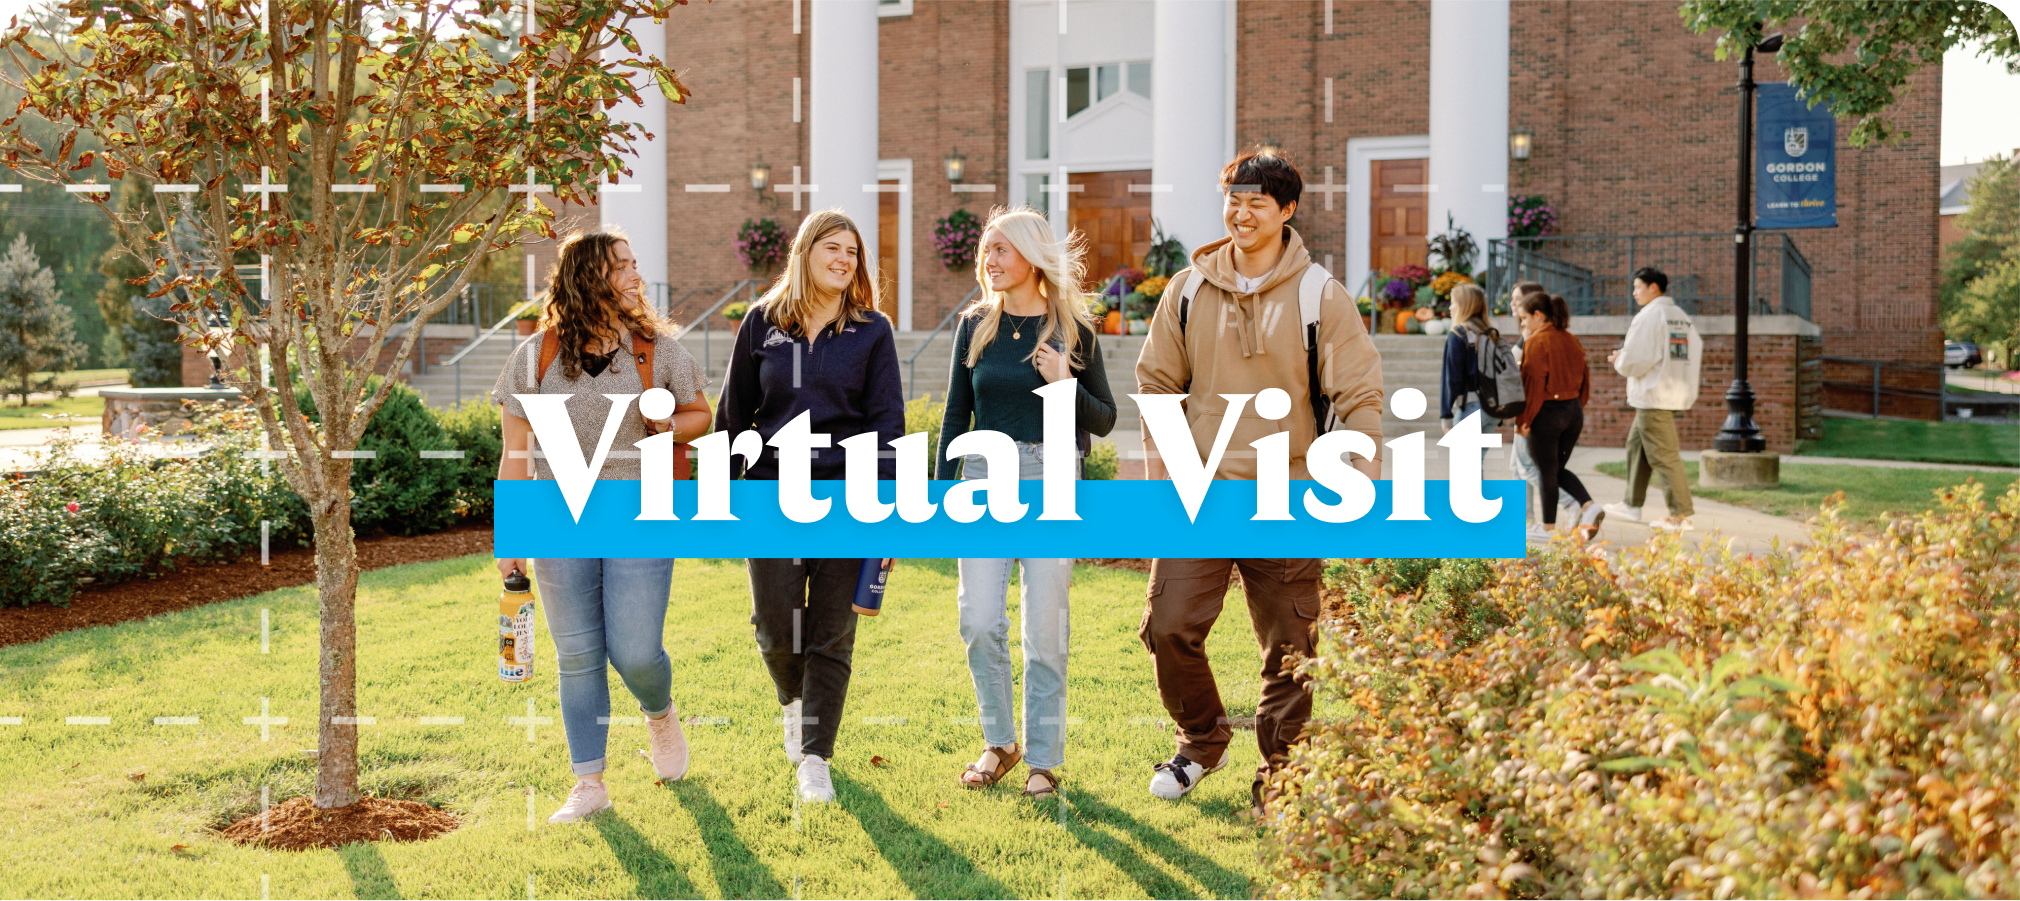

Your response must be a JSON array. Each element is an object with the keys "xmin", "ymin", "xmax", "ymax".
[
  {"xmin": 1024, "ymin": 768, "xmax": 1059, "ymax": 799},
  {"xmin": 959, "ymin": 744, "xmax": 1022, "ymax": 788}
]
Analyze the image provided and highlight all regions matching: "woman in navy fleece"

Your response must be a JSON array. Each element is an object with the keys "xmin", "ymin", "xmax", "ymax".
[{"xmin": 714, "ymin": 209, "xmax": 905, "ymax": 804}]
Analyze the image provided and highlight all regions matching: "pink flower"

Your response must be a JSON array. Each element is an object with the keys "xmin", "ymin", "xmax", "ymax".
[{"xmin": 65, "ymin": 502, "xmax": 80, "ymax": 513}]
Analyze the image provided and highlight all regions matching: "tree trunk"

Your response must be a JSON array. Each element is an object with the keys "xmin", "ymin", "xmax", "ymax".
[{"xmin": 311, "ymin": 467, "xmax": 361, "ymax": 809}]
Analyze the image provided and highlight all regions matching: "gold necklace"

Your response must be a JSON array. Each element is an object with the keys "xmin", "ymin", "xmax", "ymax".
[{"xmin": 1011, "ymin": 313, "xmax": 1036, "ymax": 340}]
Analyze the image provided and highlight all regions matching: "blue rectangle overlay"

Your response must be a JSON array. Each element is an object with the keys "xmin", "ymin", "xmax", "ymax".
[{"xmin": 494, "ymin": 480, "xmax": 1528, "ymax": 558}]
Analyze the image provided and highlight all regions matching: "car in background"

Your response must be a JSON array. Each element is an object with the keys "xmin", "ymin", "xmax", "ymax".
[{"xmin": 1946, "ymin": 341, "xmax": 1982, "ymax": 369}]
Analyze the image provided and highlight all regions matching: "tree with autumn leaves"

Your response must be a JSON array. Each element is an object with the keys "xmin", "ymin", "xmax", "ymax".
[{"xmin": 0, "ymin": 0, "xmax": 687, "ymax": 810}]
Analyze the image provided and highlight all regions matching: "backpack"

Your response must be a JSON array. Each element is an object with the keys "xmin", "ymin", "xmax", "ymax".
[
  {"xmin": 1177, "ymin": 263, "xmax": 1339, "ymax": 434},
  {"xmin": 1466, "ymin": 324, "xmax": 1526, "ymax": 420},
  {"xmin": 535, "ymin": 328, "xmax": 692, "ymax": 480}
]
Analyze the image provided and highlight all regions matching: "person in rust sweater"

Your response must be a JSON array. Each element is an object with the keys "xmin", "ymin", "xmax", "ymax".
[{"xmin": 1512, "ymin": 292, "xmax": 1602, "ymax": 545}]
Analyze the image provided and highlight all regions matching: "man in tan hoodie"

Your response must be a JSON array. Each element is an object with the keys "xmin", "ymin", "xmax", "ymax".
[{"xmin": 1134, "ymin": 151, "xmax": 1384, "ymax": 811}]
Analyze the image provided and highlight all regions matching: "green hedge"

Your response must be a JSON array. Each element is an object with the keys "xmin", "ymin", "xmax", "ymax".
[
  {"xmin": 1266, "ymin": 483, "xmax": 2020, "ymax": 899},
  {"xmin": 1, "ymin": 387, "xmax": 505, "ymax": 609}
]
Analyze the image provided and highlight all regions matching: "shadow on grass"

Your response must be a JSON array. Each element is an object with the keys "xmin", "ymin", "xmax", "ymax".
[
  {"xmin": 339, "ymin": 841, "xmax": 402, "ymax": 900},
  {"xmin": 1060, "ymin": 788, "xmax": 1252, "ymax": 900},
  {"xmin": 833, "ymin": 771, "xmax": 1013, "ymax": 899},
  {"xmin": 669, "ymin": 780, "xmax": 789, "ymax": 899},
  {"xmin": 591, "ymin": 808, "xmax": 702, "ymax": 898}
]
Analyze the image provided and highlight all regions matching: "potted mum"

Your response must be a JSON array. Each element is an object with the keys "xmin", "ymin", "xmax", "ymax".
[
  {"xmin": 515, "ymin": 302, "xmax": 542, "ymax": 336},
  {"xmin": 723, "ymin": 301, "xmax": 749, "ymax": 330}
]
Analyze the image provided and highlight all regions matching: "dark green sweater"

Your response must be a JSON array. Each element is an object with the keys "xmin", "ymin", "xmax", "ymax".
[{"xmin": 935, "ymin": 313, "xmax": 1118, "ymax": 478}]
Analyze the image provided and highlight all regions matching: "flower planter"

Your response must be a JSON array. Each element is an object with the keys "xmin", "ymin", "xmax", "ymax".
[
  {"xmin": 1362, "ymin": 313, "xmax": 1374, "ymax": 333},
  {"xmin": 515, "ymin": 319, "xmax": 538, "ymax": 336}
]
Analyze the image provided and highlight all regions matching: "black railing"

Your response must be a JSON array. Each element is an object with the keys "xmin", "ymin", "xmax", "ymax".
[{"xmin": 1481, "ymin": 233, "xmax": 1811, "ymax": 319}]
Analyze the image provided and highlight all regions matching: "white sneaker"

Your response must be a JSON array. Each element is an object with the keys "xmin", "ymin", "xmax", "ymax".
[
  {"xmin": 1148, "ymin": 752, "xmax": 1226, "ymax": 801},
  {"xmin": 1651, "ymin": 516, "xmax": 1695, "ymax": 533},
  {"xmin": 1525, "ymin": 525, "xmax": 1554, "ymax": 545},
  {"xmin": 782, "ymin": 699, "xmax": 804, "ymax": 764},
  {"xmin": 1603, "ymin": 502, "xmax": 1643, "ymax": 523},
  {"xmin": 640, "ymin": 705, "xmax": 688, "ymax": 781},
  {"xmin": 797, "ymin": 755, "xmax": 835, "ymax": 803},
  {"xmin": 1576, "ymin": 501, "xmax": 1606, "ymax": 544},
  {"xmin": 547, "ymin": 779, "xmax": 612, "ymax": 823}
]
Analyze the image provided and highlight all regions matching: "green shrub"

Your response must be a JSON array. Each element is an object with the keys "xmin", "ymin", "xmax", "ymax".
[
  {"xmin": 905, "ymin": 394, "xmax": 945, "ymax": 469},
  {"xmin": 0, "ymin": 408, "xmax": 308, "ymax": 608},
  {"xmin": 1267, "ymin": 483, "xmax": 2020, "ymax": 900},
  {"xmin": 434, "ymin": 399, "xmax": 501, "ymax": 518},
  {"xmin": 1082, "ymin": 439, "xmax": 1118, "ymax": 480},
  {"xmin": 1323, "ymin": 557, "xmax": 1501, "ymax": 646},
  {"xmin": 296, "ymin": 377, "xmax": 459, "ymax": 536}
]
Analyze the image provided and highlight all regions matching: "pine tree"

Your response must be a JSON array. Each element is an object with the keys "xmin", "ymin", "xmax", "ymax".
[{"xmin": 0, "ymin": 232, "xmax": 86, "ymax": 406}]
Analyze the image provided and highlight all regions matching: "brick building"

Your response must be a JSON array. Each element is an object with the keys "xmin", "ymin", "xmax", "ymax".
[{"xmin": 572, "ymin": 0, "xmax": 1943, "ymax": 450}]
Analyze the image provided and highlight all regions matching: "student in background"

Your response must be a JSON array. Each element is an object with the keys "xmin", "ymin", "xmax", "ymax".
[
  {"xmin": 1604, "ymin": 267, "xmax": 1701, "ymax": 533},
  {"xmin": 1438, "ymin": 283, "xmax": 1496, "ymax": 455},
  {"xmin": 714, "ymin": 209, "xmax": 905, "ymax": 804},
  {"xmin": 492, "ymin": 231, "xmax": 712, "ymax": 823},
  {"xmin": 938, "ymin": 208, "xmax": 1116, "ymax": 798},
  {"xmin": 1511, "ymin": 292, "xmax": 1603, "ymax": 545},
  {"xmin": 1505, "ymin": 281, "xmax": 1578, "ymax": 524}
]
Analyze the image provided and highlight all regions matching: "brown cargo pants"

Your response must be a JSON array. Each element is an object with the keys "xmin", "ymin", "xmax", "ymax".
[{"xmin": 1138, "ymin": 558, "xmax": 1322, "ymax": 785}]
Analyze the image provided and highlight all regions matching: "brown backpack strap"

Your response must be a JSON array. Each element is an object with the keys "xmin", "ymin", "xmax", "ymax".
[
  {"xmin": 534, "ymin": 329, "xmax": 559, "ymax": 388},
  {"xmin": 533, "ymin": 328, "xmax": 690, "ymax": 480}
]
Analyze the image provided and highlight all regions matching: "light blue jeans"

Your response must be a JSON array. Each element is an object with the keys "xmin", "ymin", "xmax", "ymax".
[
  {"xmin": 956, "ymin": 442, "xmax": 1073, "ymax": 770},
  {"xmin": 532, "ymin": 557, "xmax": 677, "ymax": 776}
]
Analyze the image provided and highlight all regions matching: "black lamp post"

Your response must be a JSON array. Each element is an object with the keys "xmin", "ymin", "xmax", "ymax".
[{"xmin": 1714, "ymin": 32, "xmax": 1783, "ymax": 454}]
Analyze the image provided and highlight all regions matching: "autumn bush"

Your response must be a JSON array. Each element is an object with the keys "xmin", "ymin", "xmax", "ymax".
[{"xmin": 1268, "ymin": 483, "xmax": 2020, "ymax": 899}]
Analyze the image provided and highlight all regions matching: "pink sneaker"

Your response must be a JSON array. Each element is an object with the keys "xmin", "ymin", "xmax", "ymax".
[
  {"xmin": 547, "ymin": 779, "xmax": 612, "ymax": 823},
  {"xmin": 640, "ymin": 705, "xmax": 689, "ymax": 781}
]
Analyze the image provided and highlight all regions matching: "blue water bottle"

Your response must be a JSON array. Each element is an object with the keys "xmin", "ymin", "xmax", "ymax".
[{"xmin": 852, "ymin": 558, "xmax": 895, "ymax": 616}]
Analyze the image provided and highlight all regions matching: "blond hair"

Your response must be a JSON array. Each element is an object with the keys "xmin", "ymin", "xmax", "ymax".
[
  {"xmin": 964, "ymin": 208, "xmax": 1090, "ymax": 368},
  {"xmin": 1449, "ymin": 283, "xmax": 1489, "ymax": 332},
  {"xmin": 758, "ymin": 209, "xmax": 881, "ymax": 337}
]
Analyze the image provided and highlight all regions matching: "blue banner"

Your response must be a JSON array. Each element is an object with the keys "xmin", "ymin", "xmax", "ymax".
[
  {"xmin": 494, "ymin": 480, "xmax": 1529, "ymax": 559},
  {"xmin": 1755, "ymin": 82, "xmax": 1836, "ymax": 229}
]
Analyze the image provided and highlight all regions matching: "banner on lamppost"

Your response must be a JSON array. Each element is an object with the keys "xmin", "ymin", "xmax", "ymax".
[{"xmin": 1755, "ymin": 82, "xmax": 1837, "ymax": 229}]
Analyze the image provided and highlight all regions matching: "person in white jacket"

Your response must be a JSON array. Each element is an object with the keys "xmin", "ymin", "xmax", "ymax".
[{"xmin": 1603, "ymin": 268, "xmax": 1700, "ymax": 532}]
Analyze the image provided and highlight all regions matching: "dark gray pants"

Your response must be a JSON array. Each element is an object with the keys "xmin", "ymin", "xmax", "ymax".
[{"xmin": 747, "ymin": 558, "xmax": 861, "ymax": 761}]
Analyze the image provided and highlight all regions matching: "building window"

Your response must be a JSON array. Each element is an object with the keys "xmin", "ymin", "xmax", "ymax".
[
  {"xmin": 1127, "ymin": 60, "xmax": 1151, "ymax": 99},
  {"xmin": 1025, "ymin": 69, "xmax": 1050, "ymax": 160},
  {"xmin": 1025, "ymin": 173, "xmax": 1050, "ymax": 217},
  {"xmin": 1065, "ymin": 68, "xmax": 1091, "ymax": 118},
  {"xmin": 1065, "ymin": 60, "xmax": 1151, "ymax": 119}
]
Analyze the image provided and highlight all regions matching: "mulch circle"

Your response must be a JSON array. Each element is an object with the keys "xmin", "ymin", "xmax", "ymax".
[
  {"xmin": 219, "ymin": 796, "xmax": 459, "ymax": 851},
  {"xmin": 0, "ymin": 523, "xmax": 494, "ymax": 650}
]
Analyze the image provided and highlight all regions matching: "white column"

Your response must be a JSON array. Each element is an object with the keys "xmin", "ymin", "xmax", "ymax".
[
  {"xmin": 1428, "ymin": 0, "xmax": 1511, "ymax": 252},
  {"xmin": 810, "ymin": 0, "xmax": 879, "ymax": 258},
  {"xmin": 602, "ymin": 16, "xmax": 667, "ymax": 299},
  {"xmin": 1150, "ymin": 0, "xmax": 1230, "ymax": 255}
]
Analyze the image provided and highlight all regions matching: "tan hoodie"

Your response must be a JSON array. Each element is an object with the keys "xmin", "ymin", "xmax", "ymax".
[{"xmin": 1134, "ymin": 227, "xmax": 1385, "ymax": 480}]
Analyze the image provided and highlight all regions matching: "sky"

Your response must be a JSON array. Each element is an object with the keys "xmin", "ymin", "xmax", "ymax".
[{"xmin": 1942, "ymin": 40, "xmax": 2020, "ymax": 165}]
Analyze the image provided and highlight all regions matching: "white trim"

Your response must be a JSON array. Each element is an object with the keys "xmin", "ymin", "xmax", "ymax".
[
  {"xmin": 876, "ymin": 0, "xmax": 913, "ymax": 16},
  {"xmin": 1224, "ymin": 0, "xmax": 1236, "ymax": 162},
  {"xmin": 1940, "ymin": 205, "xmax": 1969, "ymax": 217},
  {"xmin": 878, "ymin": 158, "xmax": 914, "ymax": 331},
  {"xmin": 1346, "ymin": 135, "xmax": 1431, "ymax": 292}
]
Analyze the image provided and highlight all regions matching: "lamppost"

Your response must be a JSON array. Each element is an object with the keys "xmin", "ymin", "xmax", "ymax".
[
  {"xmin": 1714, "ymin": 32, "xmax": 1783, "ymax": 454},
  {"xmin": 203, "ymin": 309, "xmax": 232, "ymax": 391}
]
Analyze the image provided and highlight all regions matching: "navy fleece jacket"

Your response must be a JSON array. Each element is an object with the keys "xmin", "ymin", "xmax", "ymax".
[{"xmin": 713, "ymin": 302, "xmax": 907, "ymax": 480}]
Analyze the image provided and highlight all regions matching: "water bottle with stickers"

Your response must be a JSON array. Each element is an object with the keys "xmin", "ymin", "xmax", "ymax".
[{"xmin": 498, "ymin": 568, "xmax": 536, "ymax": 682}]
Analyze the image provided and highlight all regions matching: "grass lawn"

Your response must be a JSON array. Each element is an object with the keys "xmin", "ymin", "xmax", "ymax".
[
  {"xmin": 30, "ymin": 368, "xmax": 131, "ymax": 388},
  {"xmin": 0, "ymin": 393, "xmax": 102, "ymax": 430},
  {"xmin": 0, "ymin": 556, "xmax": 1280, "ymax": 899},
  {"xmin": 1798, "ymin": 416, "xmax": 2020, "ymax": 467},
  {"xmin": 1595, "ymin": 459, "xmax": 2020, "ymax": 524}
]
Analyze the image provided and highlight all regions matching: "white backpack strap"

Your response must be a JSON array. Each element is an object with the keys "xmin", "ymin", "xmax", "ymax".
[
  {"xmin": 1177, "ymin": 268, "xmax": 1205, "ymax": 335},
  {"xmin": 1298, "ymin": 263, "xmax": 1332, "ymax": 350}
]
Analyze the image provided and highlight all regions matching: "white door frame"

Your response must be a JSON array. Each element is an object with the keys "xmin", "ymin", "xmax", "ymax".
[
  {"xmin": 1346, "ymin": 135, "xmax": 1431, "ymax": 293},
  {"xmin": 877, "ymin": 158, "xmax": 913, "ymax": 331}
]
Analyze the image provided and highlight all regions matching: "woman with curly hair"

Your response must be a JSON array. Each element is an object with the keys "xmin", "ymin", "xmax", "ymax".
[{"xmin": 492, "ymin": 230, "xmax": 712, "ymax": 823}]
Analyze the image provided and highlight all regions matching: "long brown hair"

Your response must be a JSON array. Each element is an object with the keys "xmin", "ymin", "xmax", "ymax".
[
  {"xmin": 759, "ymin": 209, "xmax": 881, "ymax": 338},
  {"xmin": 1517, "ymin": 292, "xmax": 1571, "ymax": 330},
  {"xmin": 537, "ymin": 230, "xmax": 668, "ymax": 379}
]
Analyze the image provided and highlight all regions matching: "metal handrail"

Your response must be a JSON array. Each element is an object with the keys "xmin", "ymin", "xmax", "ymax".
[
  {"xmin": 672, "ymin": 280, "xmax": 756, "ymax": 341},
  {"xmin": 447, "ymin": 297, "xmax": 539, "ymax": 405},
  {"xmin": 673, "ymin": 279, "xmax": 757, "ymax": 381},
  {"xmin": 907, "ymin": 285, "xmax": 983, "ymax": 399}
]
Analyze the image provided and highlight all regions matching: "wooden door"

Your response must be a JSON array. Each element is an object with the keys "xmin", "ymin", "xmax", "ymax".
[
  {"xmin": 876, "ymin": 181, "xmax": 901, "ymax": 323},
  {"xmin": 1370, "ymin": 158, "xmax": 1429, "ymax": 273},
  {"xmin": 1068, "ymin": 169, "xmax": 1153, "ymax": 290}
]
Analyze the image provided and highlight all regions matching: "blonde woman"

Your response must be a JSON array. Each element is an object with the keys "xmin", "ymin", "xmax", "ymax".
[
  {"xmin": 492, "ymin": 231, "xmax": 713, "ymax": 823},
  {"xmin": 1438, "ymin": 283, "xmax": 1498, "ymax": 460},
  {"xmin": 936, "ymin": 208, "xmax": 1117, "ymax": 798},
  {"xmin": 714, "ymin": 209, "xmax": 904, "ymax": 804}
]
